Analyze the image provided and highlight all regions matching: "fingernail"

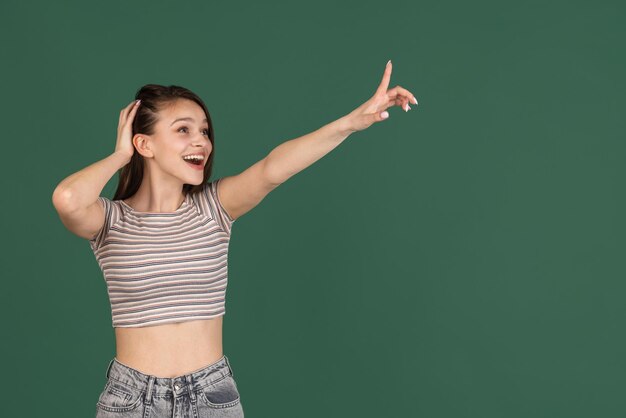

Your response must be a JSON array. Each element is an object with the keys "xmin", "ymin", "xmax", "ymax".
[
  {"xmin": 411, "ymin": 96, "xmax": 418, "ymax": 104},
  {"xmin": 381, "ymin": 111, "xmax": 389, "ymax": 119},
  {"xmin": 387, "ymin": 60, "xmax": 391, "ymax": 66},
  {"xmin": 135, "ymin": 100, "xmax": 141, "ymax": 105}
]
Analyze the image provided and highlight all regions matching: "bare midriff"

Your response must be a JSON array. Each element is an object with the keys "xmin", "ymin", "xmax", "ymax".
[{"xmin": 114, "ymin": 316, "xmax": 224, "ymax": 378}]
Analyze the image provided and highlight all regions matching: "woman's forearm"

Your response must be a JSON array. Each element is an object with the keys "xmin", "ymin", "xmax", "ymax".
[
  {"xmin": 263, "ymin": 115, "xmax": 354, "ymax": 185},
  {"xmin": 52, "ymin": 151, "xmax": 131, "ymax": 211}
]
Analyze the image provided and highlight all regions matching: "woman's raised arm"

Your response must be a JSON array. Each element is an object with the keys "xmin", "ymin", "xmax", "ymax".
[
  {"xmin": 51, "ymin": 100, "xmax": 139, "ymax": 240},
  {"xmin": 218, "ymin": 61, "xmax": 418, "ymax": 221}
]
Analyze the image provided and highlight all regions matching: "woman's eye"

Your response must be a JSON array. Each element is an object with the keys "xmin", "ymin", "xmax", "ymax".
[{"xmin": 178, "ymin": 126, "xmax": 209, "ymax": 136}]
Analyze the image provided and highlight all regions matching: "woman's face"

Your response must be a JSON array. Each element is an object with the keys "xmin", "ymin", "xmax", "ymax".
[{"xmin": 145, "ymin": 99, "xmax": 212, "ymax": 186}]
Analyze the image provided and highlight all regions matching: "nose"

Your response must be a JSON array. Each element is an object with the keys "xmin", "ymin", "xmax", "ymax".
[{"xmin": 191, "ymin": 134, "xmax": 207, "ymax": 146}]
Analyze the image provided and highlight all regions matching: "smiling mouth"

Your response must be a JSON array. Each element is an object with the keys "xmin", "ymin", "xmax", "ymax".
[{"xmin": 182, "ymin": 153, "xmax": 206, "ymax": 164}]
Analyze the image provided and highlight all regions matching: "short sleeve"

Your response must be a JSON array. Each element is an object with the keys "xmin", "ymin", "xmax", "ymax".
[
  {"xmin": 88, "ymin": 196, "xmax": 120, "ymax": 251},
  {"xmin": 202, "ymin": 178, "xmax": 235, "ymax": 235}
]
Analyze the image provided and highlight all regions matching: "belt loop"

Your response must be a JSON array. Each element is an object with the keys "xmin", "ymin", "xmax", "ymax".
[
  {"xmin": 188, "ymin": 373, "xmax": 197, "ymax": 403},
  {"xmin": 224, "ymin": 355, "xmax": 234, "ymax": 377},
  {"xmin": 145, "ymin": 376, "xmax": 155, "ymax": 405},
  {"xmin": 105, "ymin": 358, "xmax": 114, "ymax": 379}
]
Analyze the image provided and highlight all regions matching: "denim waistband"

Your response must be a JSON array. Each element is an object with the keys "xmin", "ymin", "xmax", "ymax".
[{"xmin": 104, "ymin": 355, "xmax": 234, "ymax": 398}]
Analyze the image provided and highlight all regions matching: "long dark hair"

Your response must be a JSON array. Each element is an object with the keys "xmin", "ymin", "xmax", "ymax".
[{"xmin": 112, "ymin": 84, "xmax": 216, "ymax": 201}]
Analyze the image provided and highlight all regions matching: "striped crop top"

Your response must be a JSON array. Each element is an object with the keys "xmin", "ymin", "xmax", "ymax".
[{"xmin": 88, "ymin": 178, "xmax": 235, "ymax": 328}]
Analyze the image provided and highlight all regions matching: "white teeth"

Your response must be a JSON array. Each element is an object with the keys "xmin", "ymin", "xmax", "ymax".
[{"xmin": 182, "ymin": 154, "xmax": 204, "ymax": 161}]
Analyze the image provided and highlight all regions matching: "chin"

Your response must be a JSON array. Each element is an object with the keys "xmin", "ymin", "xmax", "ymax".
[
  {"xmin": 187, "ymin": 178, "xmax": 205, "ymax": 186},
  {"xmin": 178, "ymin": 170, "xmax": 205, "ymax": 185}
]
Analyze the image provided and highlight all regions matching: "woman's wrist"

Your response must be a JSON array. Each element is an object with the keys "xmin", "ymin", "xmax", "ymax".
[
  {"xmin": 337, "ymin": 114, "xmax": 357, "ymax": 137},
  {"xmin": 112, "ymin": 150, "xmax": 133, "ymax": 166}
]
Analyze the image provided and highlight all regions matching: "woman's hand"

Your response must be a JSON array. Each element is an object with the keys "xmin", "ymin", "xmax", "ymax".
[
  {"xmin": 114, "ymin": 100, "xmax": 141, "ymax": 160},
  {"xmin": 343, "ymin": 61, "xmax": 418, "ymax": 134}
]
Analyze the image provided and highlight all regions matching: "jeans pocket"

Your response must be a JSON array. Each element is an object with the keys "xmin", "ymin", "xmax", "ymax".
[
  {"xmin": 96, "ymin": 379, "xmax": 144, "ymax": 413},
  {"xmin": 197, "ymin": 375, "xmax": 241, "ymax": 409}
]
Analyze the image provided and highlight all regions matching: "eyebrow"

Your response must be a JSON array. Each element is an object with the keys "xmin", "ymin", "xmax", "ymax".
[{"xmin": 170, "ymin": 117, "xmax": 208, "ymax": 126}]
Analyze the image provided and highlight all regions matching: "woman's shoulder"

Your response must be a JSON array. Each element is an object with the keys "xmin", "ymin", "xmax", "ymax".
[{"xmin": 189, "ymin": 179, "xmax": 234, "ymax": 235}]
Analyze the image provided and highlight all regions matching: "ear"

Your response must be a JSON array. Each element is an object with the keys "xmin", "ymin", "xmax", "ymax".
[{"xmin": 133, "ymin": 134, "xmax": 154, "ymax": 158}]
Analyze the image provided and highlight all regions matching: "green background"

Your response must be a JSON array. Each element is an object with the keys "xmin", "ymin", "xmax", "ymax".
[{"xmin": 2, "ymin": 0, "xmax": 625, "ymax": 416}]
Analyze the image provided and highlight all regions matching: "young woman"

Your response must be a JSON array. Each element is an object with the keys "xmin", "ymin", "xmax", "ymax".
[{"xmin": 52, "ymin": 60, "xmax": 416, "ymax": 418}]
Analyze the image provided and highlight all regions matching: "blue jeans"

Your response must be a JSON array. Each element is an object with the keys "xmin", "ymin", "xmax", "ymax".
[{"xmin": 95, "ymin": 355, "xmax": 244, "ymax": 417}]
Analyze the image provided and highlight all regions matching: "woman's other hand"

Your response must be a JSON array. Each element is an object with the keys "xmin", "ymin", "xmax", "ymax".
[
  {"xmin": 115, "ymin": 99, "xmax": 141, "ymax": 160},
  {"xmin": 343, "ymin": 61, "xmax": 418, "ymax": 133}
]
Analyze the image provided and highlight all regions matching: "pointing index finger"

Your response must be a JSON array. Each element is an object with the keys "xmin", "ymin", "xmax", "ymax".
[{"xmin": 376, "ymin": 60, "xmax": 392, "ymax": 96}]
